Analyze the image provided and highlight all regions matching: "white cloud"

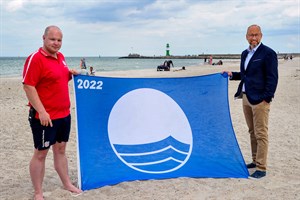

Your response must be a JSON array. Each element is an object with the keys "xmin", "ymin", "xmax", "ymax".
[
  {"xmin": 3, "ymin": 0, "xmax": 24, "ymax": 12},
  {"xmin": 1, "ymin": 0, "xmax": 299, "ymax": 56}
]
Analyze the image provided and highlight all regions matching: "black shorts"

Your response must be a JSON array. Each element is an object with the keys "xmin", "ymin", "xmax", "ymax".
[{"xmin": 28, "ymin": 108, "xmax": 71, "ymax": 150}]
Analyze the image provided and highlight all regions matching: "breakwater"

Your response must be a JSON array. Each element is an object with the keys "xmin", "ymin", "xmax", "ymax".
[
  {"xmin": 119, "ymin": 53, "xmax": 299, "ymax": 59},
  {"xmin": 119, "ymin": 54, "xmax": 241, "ymax": 59}
]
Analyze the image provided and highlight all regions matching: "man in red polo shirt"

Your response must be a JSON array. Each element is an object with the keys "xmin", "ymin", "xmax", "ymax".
[{"xmin": 23, "ymin": 25, "xmax": 82, "ymax": 200}]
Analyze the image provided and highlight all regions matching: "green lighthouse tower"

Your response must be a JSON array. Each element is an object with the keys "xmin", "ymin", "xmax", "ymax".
[{"xmin": 166, "ymin": 43, "xmax": 170, "ymax": 56}]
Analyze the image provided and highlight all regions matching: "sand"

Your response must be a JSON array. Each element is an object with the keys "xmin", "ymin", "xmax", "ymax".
[{"xmin": 0, "ymin": 58, "xmax": 299, "ymax": 200}]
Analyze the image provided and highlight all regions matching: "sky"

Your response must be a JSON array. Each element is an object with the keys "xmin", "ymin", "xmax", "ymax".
[{"xmin": 1, "ymin": 0, "xmax": 299, "ymax": 57}]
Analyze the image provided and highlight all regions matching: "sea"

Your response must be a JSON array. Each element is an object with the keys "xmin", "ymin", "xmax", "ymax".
[{"xmin": 0, "ymin": 57, "xmax": 205, "ymax": 78}]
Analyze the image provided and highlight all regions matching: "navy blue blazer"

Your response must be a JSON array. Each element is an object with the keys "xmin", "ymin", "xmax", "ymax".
[{"xmin": 231, "ymin": 43, "xmax": 278, "ymax": 105}]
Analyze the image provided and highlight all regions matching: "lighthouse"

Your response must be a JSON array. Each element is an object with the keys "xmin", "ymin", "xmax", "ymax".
[{"xmin": 166, "ymin": 43, "xmax": 170, "ymax": 56}]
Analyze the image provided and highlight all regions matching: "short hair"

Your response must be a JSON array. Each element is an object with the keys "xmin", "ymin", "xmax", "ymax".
[
  {"xmin": 44, "ymin": 25, "xmax": 62, "ymax": 36},
  {"xmin": 247, "ymin": 24, "xmax": 262, "ymax": 33}
]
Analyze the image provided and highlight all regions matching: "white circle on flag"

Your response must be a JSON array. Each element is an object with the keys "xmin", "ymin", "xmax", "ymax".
[{"xmin": 108, "ymin": 88, "xmax": 193, "ymax": 174}]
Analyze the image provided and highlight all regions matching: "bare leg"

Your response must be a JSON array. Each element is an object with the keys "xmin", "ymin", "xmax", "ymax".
[
  {"xmin": 30, "ymin": 149, "xmax": 49, "ymax": 200},
  {"xmin": 52, "ymin": 142, "xmax": 82, "ymax": 194}
]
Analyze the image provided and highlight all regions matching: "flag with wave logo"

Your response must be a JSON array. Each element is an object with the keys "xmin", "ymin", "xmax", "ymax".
[{"xmin": 73, "ymin": 73, "xmax": 249, "ymax": 191}]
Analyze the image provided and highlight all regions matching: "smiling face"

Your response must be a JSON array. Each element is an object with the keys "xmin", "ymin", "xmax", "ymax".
[
  {"xmin": 42, "ymin": 26, "xmax": 63, "ymax": 57},
  {"xmin": 246, "ymin": 25, "xmax": 262, "ymax": 49}
]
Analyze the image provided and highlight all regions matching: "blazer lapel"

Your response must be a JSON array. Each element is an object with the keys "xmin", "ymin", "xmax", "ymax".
[
  {"xmin": 241, "ymin": 50, "xmax": 248, "ymax": 73},
  {"xmin": 245, "ymin": 43, "xmax": 264, "ymax": 72}
]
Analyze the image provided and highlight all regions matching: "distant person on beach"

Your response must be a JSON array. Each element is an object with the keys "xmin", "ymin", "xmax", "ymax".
[
  {"xmin": 89, "ymin": 66, "xmax": 96, "ymax": 76},
  {"xmin": 80, "ymin": 58, "xmax": 86, "ymax": 69},
  {"xmin": 209, "ymin": 55, "xmax": 213, "ymax": 65},
  {"xmin": 80, "ymin": 64, "xmax": 88, "ymax": 75},
  {"xmin": 157, "ymin": 60, "xmax": 174, "ymax": 71},
  {"xmin": 22, "ymin": 25, "xmax": 82, "ymax": 200},
  {"xmin": 212, "ymin": 60, "xmax": 223, "ymax": 65},
  {"xmin": 223, "ymin": 24, "xmax": 278, "ymax": 179},
  {"xmin": 164, "ymin": 60, "xmax": 174, "ymax": 69},
  {"xmin": 173, "ymin": 66, "xmax": 186, "ymax": 71}
]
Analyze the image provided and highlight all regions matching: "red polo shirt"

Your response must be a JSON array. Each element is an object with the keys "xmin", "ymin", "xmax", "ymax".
[{"xmin": 23, "ymin": 48, "xmax": 72, "ymax": 120}]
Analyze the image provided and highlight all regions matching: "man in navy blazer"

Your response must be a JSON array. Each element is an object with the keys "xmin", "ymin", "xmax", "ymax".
[{"xmin": 224, "ymin": 24, "xmax": 278, "ymax": 179}]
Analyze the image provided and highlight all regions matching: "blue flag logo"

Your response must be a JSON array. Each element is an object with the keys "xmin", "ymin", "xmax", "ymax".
[
  {"xmin": 73, "ymin": 73, "xmax": 249, "ymax": 191},
  {"xmin": 108, "ymin": 88, "xmax": 192, "ymax": 174}
]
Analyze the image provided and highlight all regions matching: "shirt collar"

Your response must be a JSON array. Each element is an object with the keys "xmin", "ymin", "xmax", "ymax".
[
  {"xmin": 39, "ymin": 47, "xmax": 60, "ymax": 58},
  {"xmin": 247, "ymin": 42, "xmax": 261, "ymax": 53}
]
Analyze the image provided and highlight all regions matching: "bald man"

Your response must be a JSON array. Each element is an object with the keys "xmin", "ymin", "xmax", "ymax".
[
  {"xmin": 223, "ymin": 24, "xmax": 278, "ymax": 179},
  {"xmin": 23, "ymin": 25, "xmax": 82, "ymax": 200}
]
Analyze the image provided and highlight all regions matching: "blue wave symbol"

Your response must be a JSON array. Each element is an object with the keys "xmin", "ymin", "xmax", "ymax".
[{"xmin": 113, "ymin": 136, "xmax": 191, "ymax": 173}]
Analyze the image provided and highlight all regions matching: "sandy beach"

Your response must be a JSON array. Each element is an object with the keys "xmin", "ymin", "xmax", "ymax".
[{"xmin": 0, "ymin": 58, "xmax": 299, "ymax": 200}]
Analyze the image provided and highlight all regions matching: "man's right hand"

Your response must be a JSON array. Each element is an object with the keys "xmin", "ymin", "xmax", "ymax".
[{"xmin": 39, "ymin": 111, "xmax": 53, "ymax": 127}]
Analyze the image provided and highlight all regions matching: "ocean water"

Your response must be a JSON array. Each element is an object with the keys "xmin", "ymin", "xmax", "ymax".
[{"xmin": 0, "ymin": 57, "xmax": 205, "ymax": 78}]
